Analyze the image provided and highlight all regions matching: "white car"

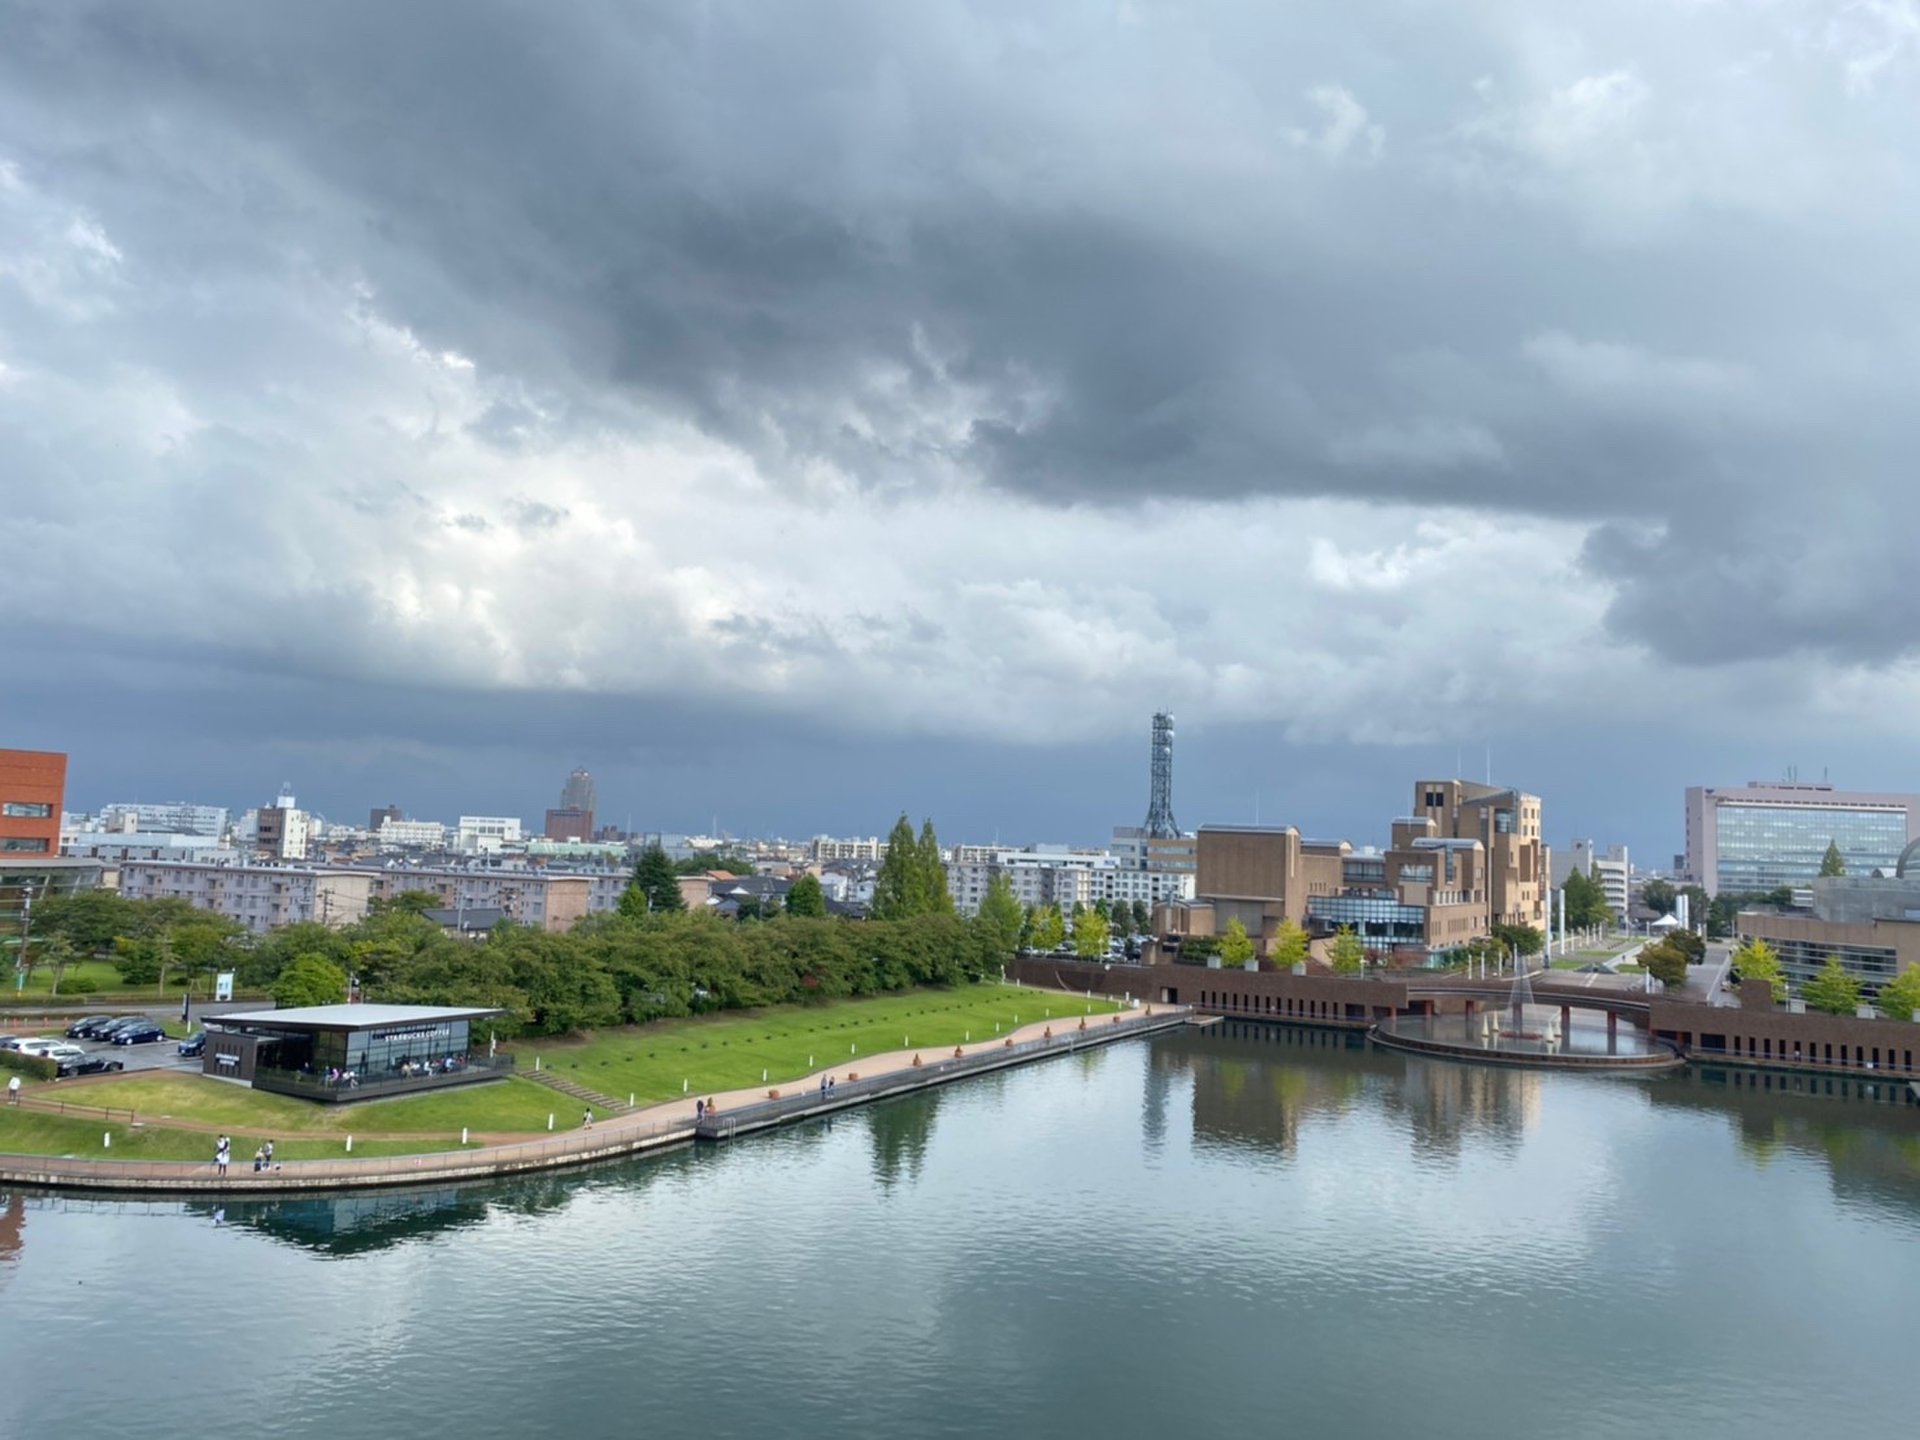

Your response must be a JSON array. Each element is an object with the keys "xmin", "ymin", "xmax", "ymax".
[{"xmin": 18, "ymin": 1039, "xmax": 85, "ymax": 1063}]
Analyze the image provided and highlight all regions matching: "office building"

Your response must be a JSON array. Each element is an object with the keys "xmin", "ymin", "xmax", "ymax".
[
  {"xmin": 96, "ymin": 800, "xmax": 229, "ymax": 838},
  {"xmin": 1, "ymin": 749, "xmax": 65, "ymax": 856},
  {"xmin": 1735, "ymin": 872, "xmax": 1920, "ymax": 999},
  {"xmin": 454, "ymin": 816, "xmax": 523, "ymax": 855},
  {"xmin": 369, "ymin": 803, "xmax": 404, "ymax": 832},
  {"xmin": 1684, "ymin": 782, "xmax": 1920, "ymax": 895},
  {"xmin": 545, "ymin": 807, "xmax": 594, "ymax": 843},
  {"xmin": 375, "ymin": 818, "xmax": 449, "ymax": 850},
  {"xmin": 1154, "ymin": 775, "xmax": 1546, "ymax": 961}
]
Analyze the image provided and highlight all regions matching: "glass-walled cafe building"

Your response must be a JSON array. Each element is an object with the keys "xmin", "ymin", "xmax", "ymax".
[{"xmin": 204, "ymin": 1004, "xmax": 510, "ymax": 1102}]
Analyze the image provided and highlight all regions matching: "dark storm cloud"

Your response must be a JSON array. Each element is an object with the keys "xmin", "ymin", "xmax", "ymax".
[{"xmin": 4, "ymin": 0, "xmax": 1920, "ymax": 684}]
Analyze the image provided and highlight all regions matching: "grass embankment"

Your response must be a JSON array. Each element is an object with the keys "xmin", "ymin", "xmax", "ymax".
[
  {"xmin": 35, "ymin": 1071, "xmax": 572, "ymax": 1135},
  {"xmin": 0, "ymin": 983, "xmax": 1125, "ymax": 1162},
  {"xmin": 0, "ymin": 1109, "xmax": 480, "ymax": 1160},
  {"xmin": 514, "ymin": 982, "xmax": 1126, "ymax": 1104}
]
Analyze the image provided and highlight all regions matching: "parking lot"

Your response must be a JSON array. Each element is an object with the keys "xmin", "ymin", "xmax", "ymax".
[{"xmin": 4, "ymin": 1017, "xmax": 207, "ymax": 1078}]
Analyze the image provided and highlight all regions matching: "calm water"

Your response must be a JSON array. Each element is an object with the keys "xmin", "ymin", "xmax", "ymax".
[{"xmin": 4, "ymin": 1023, "xmax": 1919, "ymax": 1439}]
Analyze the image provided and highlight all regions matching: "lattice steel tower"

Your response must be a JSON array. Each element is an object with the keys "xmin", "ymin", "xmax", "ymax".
[{"xmin": 1144, "ymin": 712, "xmax": 1180, "ymax": 838}]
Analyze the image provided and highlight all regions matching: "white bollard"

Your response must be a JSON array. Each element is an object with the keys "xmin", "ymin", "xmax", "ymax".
[
  {"xmin": 535, "ymin": 1056, "xmax": 541, "ymax": 1072},
  {"xmin": 346, "ymin": 1135, "xmax": 353, "ymax": 1153},
  {"xmin": 629, "ymin": 1093, "xmax": 635, "ymax": 1107},
  {"xmin": 461, "ymin": 1127, "xmax": 469, "ymax": 1145},
  {"xmin": 762, "ymin": 1068, "xmax": 768, "ymax": 1083},
  {"xmin": 850, "ymin": 1042, "xmax": 856, "ymax": 1054},
  {"xmin": 103, "ymin": 1132, "xmax": 111, "ymax": 1149},
  {"xmin": 683, "ymin": 1078, "xmax": 688, "ymax": 1094},
  {"xmin": 547, "ymin": 1113, "xmax": 555, "ymax": 1131}
]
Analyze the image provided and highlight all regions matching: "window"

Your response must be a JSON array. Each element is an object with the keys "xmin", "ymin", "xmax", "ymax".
[
  {"xmin": 0, "ymin": 837, "xmax": 50, "ymax": 852},
  {"xmin": 1, "ymin": 802, "xmax": 52, "ymax": 818}
]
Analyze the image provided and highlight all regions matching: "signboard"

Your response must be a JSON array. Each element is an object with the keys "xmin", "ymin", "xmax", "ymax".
[{"xmin": 215, "ymin": 971, "xmax": 235, "ymax": 1002}]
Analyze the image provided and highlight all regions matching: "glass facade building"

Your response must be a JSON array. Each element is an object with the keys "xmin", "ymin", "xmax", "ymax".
[
  {"xmin": 1712, "ymin": 804, "xmax": 1908, "ymax": 892},
  {"xmin": 1307, "ymin": 894, "xmax": 1428, "ymax": 945},
  {"xmin": 1687, "ymin": 784, "xmax": 1920, "ymax": 896}
]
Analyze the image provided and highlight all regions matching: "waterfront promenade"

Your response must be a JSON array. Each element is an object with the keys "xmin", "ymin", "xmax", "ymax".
[{"xmin": 0, "ymin": 1004, "xmax": 1188, "ymax": 1194}]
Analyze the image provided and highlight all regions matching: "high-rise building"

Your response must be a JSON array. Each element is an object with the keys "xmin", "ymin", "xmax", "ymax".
[
  {"xmin": 1143, "ymin": 712, "xmax": 1179, "ymax": 839},
  {"xmin": 369, "ymin": 803, "xmax": 404, "ymax": 832},
  {"xmin": 1684, "ymin": 782, "xmax": 1920, "ymax": 895},
  {"xmin": 1552, "ymin": 840, "xmax": 1630, "ymax": 920},
  {"xmin": 561, "ymin": 767, "xmax": 596, "ymax": 816},
  {"xmin": 545, "ymin": 807, "xmax": 593, "ymax": 843}
]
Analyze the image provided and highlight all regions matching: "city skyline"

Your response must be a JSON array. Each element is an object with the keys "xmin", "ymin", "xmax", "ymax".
[{"xmin": 8, "ymin": 5, "xmax": 1920, "ymax": 867}]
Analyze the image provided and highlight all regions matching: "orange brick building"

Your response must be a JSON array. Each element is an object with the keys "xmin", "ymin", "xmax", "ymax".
[{"xmin": 0, "ymin": 749, "xmax": 66, "ymax": 856}]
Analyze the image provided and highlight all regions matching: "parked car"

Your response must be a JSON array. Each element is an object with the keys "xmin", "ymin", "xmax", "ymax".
[
  {"xmin": 0, "ymin": 1035, "xmax": 27, "ymax": 1051},
  {"xmin": 16, "ymin": 1037, "xmax": 75, "ymax": 1058},
  {"xmin": 58, "ymin": 1054, "xmax": 127, "ymax": 1077},
  {"xmin": 75, "ymin": 1015, "xmax": 144, "ymax": 1040},
  {"xmin": 65, "ymin": 1015, "xmax": 115, "ymax": 1039},
  {"xmin": 110, "ymin": 1022, "xmax": 170, "ymax": 1047},
  {"xmin": 177, "ymin": 1032, "xmax": 207, "ymax": 1057}
]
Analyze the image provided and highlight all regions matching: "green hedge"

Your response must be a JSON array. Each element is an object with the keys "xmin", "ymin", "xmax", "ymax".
[{"xmin": 0, "ymin": 1049, "xmax": 59, "ymax": 1081}]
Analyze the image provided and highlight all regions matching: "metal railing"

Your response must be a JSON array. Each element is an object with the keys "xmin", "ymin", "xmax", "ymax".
[{"xmin": 251, "ymin": 1054, "xmax": 515, "ymax": 1101}]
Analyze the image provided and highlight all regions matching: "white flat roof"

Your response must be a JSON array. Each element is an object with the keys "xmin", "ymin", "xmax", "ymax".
[{"xmin": 212, "ymin": 1003, "xmax": 502, "ymax": 1031}]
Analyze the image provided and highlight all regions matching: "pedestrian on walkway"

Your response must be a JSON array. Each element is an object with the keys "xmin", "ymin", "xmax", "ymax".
[
  {"xmin": 6, "ymin": 1074, "xmax": 20, "ymax": 1105},
  {"xmin": 215, "ymin": 1135, "xmax": 230, "ymax": 1176},
  {"xmin": 695, "ymin": 1098, "xmax": 705, "ymax": 1120},
  {"xmin": 583, "ymin": 1109, "xmax": 593, "ymax": 1130},
  {"xmin": 263, "ymin": 1139, "xmax": 274, "ymax": 1167}
]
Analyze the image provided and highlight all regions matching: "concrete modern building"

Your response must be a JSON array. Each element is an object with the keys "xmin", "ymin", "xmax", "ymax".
[
  {"xmin": 454, "ymin": 816, "xmax": 523, "ymax": 855},
  {"xmin": 96, "ymin": 800, "xmax": 229, "ymax": 838},
  {"xmin": 376, "ymin": 818, "xmax": 449, "ymax": 850},
  {"xmin": 1684, "ymin": 782, "xmax": 1920, "ymax": 895},
  {"xmin": 945, "ymin": 844, "xmax": 1194, "ymax": 917},
  {"xmin": 62, "ymin": 830, "xmax": 239, "ymax": 866},
  {"xmin": 1736, "ymin": 873, "xmax": 1920, "ymax": 999},
  {"xmin": 810, "ymin": 835, "xmax": 887, "ymax": 863},
  {"xmin": 203, "ymin": 1003, "xmax": 509, "ymax": 1101}
]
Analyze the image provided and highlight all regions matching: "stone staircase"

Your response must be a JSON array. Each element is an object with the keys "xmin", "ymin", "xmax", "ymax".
[{"xmin": 523, "ymin": 1066, "xmax": 630, "ymax": 1116}]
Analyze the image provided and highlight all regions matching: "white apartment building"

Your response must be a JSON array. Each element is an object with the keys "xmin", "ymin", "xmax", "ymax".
[
  {"xmin": 948, "ymin": 842, "xmax": 1199, "ymax": 917},
  {"xmin": 377, "ymin": 818, "xmax": 449, "ymax": 850},
  {"xmin": 811, "ymin": 835, "xmax": 887, "ymax": 863},
  {"xmin": 455, "ymin": 816, "xmax": 524, "ymax": 855}
]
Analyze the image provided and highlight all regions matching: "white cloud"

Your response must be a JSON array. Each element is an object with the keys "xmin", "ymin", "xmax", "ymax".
[{"xmin": 1286, "ymin": 85, "xmax": 1384, "ymax": 161}]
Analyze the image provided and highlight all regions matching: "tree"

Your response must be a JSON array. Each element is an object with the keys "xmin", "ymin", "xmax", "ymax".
[
  {"xmin": 1875, "ymin": 966, "xmax": 1920, "ymax": 1021},
  {"xmin": 1664, "ymin": 928, "xmax": 1706, "ymax": 963},
  {"xmin": 1073, "ymin": 907, "xmax": 1110, "ymax": 958},
  {"xmin": 36, "ymin": 935, "xmax": 78, "ymax": 995},
  {"xmin": 1108, "ymin": 902, "xmax": 1133, "ymax": 940},
  {"xmin": 272, "ymin": 953, "xmax": 349, "ymax": 1008},
  {"xmin": 871, "ymin": 815, "xmax": 922, "ymax": 920},
  {"xmin": 1679, "ymin": 884, "xmax": 1711, "ymax": 932},
  {"xmin": 1561, "ymin": 870, "xmax": 1612, "ymax": 929},
  {"xmin": 1269, "ymin": 916, "xmax": 1309, "ymax": 969},
  {"xmin": 1639, "ymin": 939, "xmax": 1689, "ymax": 988},
  {"xmin": 1029, "ymin": 903, "xmax": 1066, "ymax": 952},
  {"xmin": 1217, "ymin": 917, "xmax": 1254, "ymax": 968},
  {"xmin": 919, "ymin": 820, "xmax": 955, "ymax": 914},
  {"xmin": 974, "ymin": 874, "xmax": 1025, "ymax": 963},
  {"xmin": 1731, "ymin": 937, "xmax": 1786, "ymax": 1002},
  {"xmin": 1820, "ymin": 840, "xmax": 1847, "ymax": 878},
  {"xmin": 1329, "ymin": 925, "xmax": 1364, "ymax": 975},
  {"xmin": 785, "ymin": 873, "xmax": 827, "ymax": 918},
  {"xmin": 1639, "ymin": 878, "xmax": 1676, "ymax": 918},
  {"xmin": 1492, "ymin": 923, "xmax": 1544, "ymax": 959},
  {"xmin": 1801, "ymin": 955, "xmax": 1861, "ymax": 1015},
  {"xmin": 1131, "ymin": 899, "xmax": 1152, "ymax": 935},
  {"xmin": 625, "ymin": 844, "xmax": 685, "ymax": 915}
]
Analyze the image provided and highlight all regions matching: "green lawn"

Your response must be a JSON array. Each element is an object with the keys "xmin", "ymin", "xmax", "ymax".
[
  {"xmin": 0, "ymin": 1109, "xmax": 481, "ymax": 1161},
  {"xmin": 34, "ymin": 1071, "xmax": 578, "ymax": 1135},
  {"xmin": 512, "ymin": 982, "xmax": 1126, "ymax": 1105}
]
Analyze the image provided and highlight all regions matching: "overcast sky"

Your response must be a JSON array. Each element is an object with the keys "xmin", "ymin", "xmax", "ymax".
[{"xmin": 5, "ymin": 1, "xmax": 1920, "ymax": 858}]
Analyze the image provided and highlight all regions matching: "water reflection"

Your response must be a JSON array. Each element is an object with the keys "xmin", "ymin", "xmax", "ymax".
[
  {"xmin": 1648, "ymin": 1065, "xmax": 1920, "ymax": 1222},
  {"xmin": 866, "ymin": 1089, "xmax": 942, "ymax": 1189}
]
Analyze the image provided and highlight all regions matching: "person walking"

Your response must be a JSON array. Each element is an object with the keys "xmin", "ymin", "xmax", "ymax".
[
  {"xmin": 582, "ymin": 1109, "xmax": 593, "ymax": 1130},
  {"xmin": 215, "ymin": 1135, "xmax": 230, "ymax": 1177},
  {"xmin": 6, "ymin": 1074, "xmax": 20, "ymax": 1105},
  {"xmin": 263, "ymin": 1139, "xmax": 274, "ymax": 1168}
]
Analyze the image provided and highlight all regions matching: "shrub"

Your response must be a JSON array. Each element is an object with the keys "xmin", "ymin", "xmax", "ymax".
[
  {"xmin": 62, "ymin": 976, "xmax": 97, "ymax": 995},
  {"xmin": 0, "ymin": 1049, "xmax": 60, "ymax": 1081}
]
